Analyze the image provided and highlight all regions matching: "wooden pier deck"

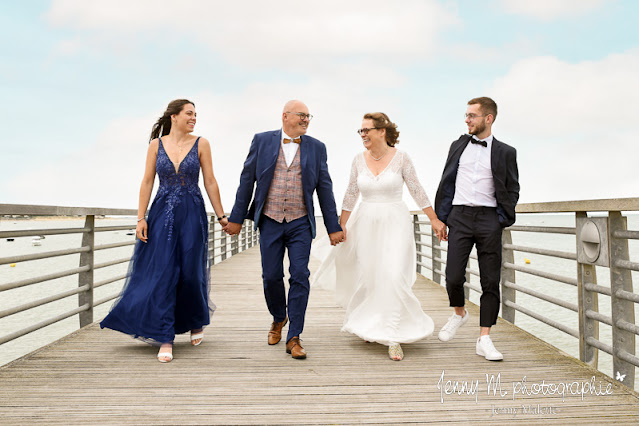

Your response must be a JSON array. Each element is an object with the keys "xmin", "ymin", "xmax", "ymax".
[{"xmin": 1, "ymin": 246, "xmax": 638, "ymax": 424}]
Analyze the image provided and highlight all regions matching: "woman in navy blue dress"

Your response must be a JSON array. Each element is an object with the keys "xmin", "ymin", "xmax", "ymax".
[{"xmin": 101, "ymin": 99, "xmax": 228, "ymax": 362}]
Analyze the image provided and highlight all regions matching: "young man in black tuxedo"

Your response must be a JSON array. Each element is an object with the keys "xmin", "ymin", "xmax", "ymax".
[{"xmin": 435, "ymin": 97, "xmax": 520, "ymax": 361}]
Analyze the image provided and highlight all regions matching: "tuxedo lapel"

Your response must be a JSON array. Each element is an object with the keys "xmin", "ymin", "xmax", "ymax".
[
  {"xmin": 449, "ymin": 135, "xmax": 471, "ymax": 168},
  {"xmin": 490, "ymin": 137, "xmax": 501, "ymax": 176}
]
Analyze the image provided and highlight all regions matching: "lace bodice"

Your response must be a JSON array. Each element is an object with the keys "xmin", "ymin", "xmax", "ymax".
[
  {"xmin": 157, "ymin": 137, "xmax": 201, "ymax": 191},
  {"xmin": 155, "ymin": 137, "xmax": 204, "ymax": 240},
  {"xmin": 342, "ymin": 150, "xmax": 431, "ymax": 211}
]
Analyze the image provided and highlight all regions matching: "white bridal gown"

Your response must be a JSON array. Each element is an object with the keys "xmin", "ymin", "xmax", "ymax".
[{"xmin": 312, "ymin": 150, "xmax": 434, "ymax": 346}]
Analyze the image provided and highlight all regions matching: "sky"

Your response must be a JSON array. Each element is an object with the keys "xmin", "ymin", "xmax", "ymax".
[{"xmin": 1, "ymin": 0, "xmax": 638, "ymax": 214}]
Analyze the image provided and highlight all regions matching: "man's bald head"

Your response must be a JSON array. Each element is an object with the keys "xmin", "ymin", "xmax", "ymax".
[
  {"xmin": 282, "ymin": 100, "xmax": 311, "ymax": 137},
  {"xmin": 283, "ymin": 100, "xmax": 306, "ymax": 113}
]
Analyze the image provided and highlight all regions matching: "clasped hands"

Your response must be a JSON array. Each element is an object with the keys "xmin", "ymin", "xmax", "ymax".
[
  {"xmin": 328, "ymin": 230, "xmax": 345, "ymax": 246},
  {"xmin": 431, "ymin": 218, "xmax": 448, "ymax": 242},
  {"xmin": 223, "ymin": 221, "xmax": 346, "ymax": 246},
  {"xmin": 222, "ymin": 220, "xmax": 241, "ymax": 235}
]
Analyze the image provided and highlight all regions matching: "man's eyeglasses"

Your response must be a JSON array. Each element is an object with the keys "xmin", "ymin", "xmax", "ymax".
[
  {"xmin": 286, "ymin": 111, "xmax": 313, "ymax": 121},
  {"xmin": 357, "ymin": 127, "xmax": 378, "ymax": 135},
  {"xmin": 464, "ymin": 113, "xmax": 488, "ymax": 120}
]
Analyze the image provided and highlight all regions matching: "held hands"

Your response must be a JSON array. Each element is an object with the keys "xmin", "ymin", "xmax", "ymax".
[
  {"xmin": 219, "ymin": 217, "xmax": 229, "ymax": 227},
  {"xmin": 223, "ymin": 221, "xmax": 242, "ymax": 235},
  {"xmin": 136, "ymin": 219, "xmax": 148, "ymax": 243},
  {"xmin": 328, "ymin": 230, "xmax": 345, "ymax": 246},
  {"xmin": 431, "ymin": 218, "xmax": 448, "ymax": 242}
]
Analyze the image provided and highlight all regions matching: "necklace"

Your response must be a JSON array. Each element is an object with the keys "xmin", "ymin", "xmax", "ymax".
[
  {"xmin": 174, "ymin": 139, "xmax": 188, "ymax": 161},
  {"xmin": 368, "ymin": 148, "xmax": 389, "ymax": 161}
]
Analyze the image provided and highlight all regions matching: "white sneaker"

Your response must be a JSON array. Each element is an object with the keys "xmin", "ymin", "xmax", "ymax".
[
  {"xmin": 438, "ymin": 310, "xmax": 469, "ymax": 342},
  {"xmin": 476, "ymin": 335, "xmax": 503, "ymax": 361}
]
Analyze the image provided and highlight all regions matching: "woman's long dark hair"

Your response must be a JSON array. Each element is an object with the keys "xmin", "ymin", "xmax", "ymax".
[{"xmin": 149, "ymin": 99, "xmax": 195, "ymax": 141}]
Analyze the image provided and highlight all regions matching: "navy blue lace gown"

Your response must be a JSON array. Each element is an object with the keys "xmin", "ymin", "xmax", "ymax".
[{"xmin": 101, "ymin": 136, "xmax": 213, "ymax": 344}]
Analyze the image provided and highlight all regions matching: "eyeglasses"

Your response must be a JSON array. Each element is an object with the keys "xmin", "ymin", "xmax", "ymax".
[
  {"xmin": 286, "ymin": 111, "xmax": 313, "ymax": 121},
  {"xmin": 464, "ymin": 113, "xmax": 488, "ymax": 120},
  {"xmin": 357, "ymin": 127, "xmax": 379, "ymax": 135}
]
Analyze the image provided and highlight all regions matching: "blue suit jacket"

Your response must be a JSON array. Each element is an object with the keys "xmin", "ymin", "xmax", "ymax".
[
  {"xmin": 229, "ymin": 130, "xmax": 341, "ymax": 238},
  {"xmin": 435, "ymin": 134, "xmax": 520, "ymax": 228}
]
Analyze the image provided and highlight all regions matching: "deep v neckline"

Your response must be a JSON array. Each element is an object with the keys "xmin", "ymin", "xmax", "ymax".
[
  {"xmin": 160, "ymin": 137, "xmax": 198, "ymax": 174},
  {"xmin": 364, "ymin": 150, "xmax": 398, "ymax": 178}
]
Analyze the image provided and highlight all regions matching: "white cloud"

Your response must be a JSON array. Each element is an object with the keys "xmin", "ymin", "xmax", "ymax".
[
  {"xmin": 3, "ymin": 116, "xmax": 151, "ymax": 208},
  {"xmin": 497, "ymin": 0, "xmax": 606, "ymax": 21},
  {"xmin": 8, "ymin": 0, "xmax": 633, "ymax": 212},
  {"xmin": 46, "ymin": 0, "xmax": 458, "ymax": 67},
  {"xmin": 24, "ymin": 0, "xmax": 459, "ymax": 210},
  {"xmin": 488, "ymin": 50, "xmax": 639, "ymax": 202},
  {"xmin": 3, "ymin": 77, "xmax": 405, "ymax": 211}
]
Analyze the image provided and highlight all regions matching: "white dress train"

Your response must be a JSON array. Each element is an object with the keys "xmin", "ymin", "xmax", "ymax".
[{"xmin": 312, "ymin": 150, "xmax": 434, "ymax": 346}]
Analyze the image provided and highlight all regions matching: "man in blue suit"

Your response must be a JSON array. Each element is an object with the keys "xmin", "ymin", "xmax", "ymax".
[
  {"xmin": 225, "ymin": 100, "xmax": 344, "ymax": 359},
  {"xmin": 435, "ymin": 97, "xmax": 519, "ymax": 361}
]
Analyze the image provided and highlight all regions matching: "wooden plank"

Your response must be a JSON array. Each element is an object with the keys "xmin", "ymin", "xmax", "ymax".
[{"xmin": 1, "ymin": 246, "xmax": 638, "ymax": 424}]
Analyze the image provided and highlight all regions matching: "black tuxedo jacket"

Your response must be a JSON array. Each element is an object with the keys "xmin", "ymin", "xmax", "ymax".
[{"xmin": 435, "ymin": 134, "xmax": 520, "ymax": 228}]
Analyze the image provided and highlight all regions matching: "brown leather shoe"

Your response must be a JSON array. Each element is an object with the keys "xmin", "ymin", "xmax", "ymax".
[
  {"xmin": 286, "ymin": 336, "xmax": 307, "ymax": 359},
  {"xmin": 267, "ymin": 317, "xmax": 288, "ymax": 345}
]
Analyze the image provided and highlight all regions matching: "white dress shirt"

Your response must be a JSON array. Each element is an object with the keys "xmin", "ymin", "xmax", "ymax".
[
  {"xmin": 280, "ymin": 130, "xmax": 300, "ymax": 168},
  {"xmin": 452, "ymin": 134, "xmax": 497, "ymax": 207}
]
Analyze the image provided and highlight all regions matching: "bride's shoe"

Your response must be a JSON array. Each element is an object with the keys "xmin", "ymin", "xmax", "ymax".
[
  {"xmin": 388, "ymin": 343, "xmax": 403, "ymax": 361},
  {"xmin": 157, "ymin": 343, "xmax": 173, "ymax": 363},
  {"xmin": 191, "ymin": 329, "xmax": 203, "ymax": 346}
]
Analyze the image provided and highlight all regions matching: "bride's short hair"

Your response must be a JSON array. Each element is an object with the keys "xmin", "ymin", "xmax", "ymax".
[{"xmin": 363, "ymin": 112, "xmax": 399, "ymax": 147}]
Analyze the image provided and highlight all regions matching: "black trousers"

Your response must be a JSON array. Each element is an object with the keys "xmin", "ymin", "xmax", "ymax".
[{"xmin": 445, "ymin": 205, "xmax": 502, "ymax": 327}]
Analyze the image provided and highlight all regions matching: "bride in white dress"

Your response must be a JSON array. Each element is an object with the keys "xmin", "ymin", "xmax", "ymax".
[{"xmin": 312, "ymin": 112, "xmax": 447, "ymax": 361}]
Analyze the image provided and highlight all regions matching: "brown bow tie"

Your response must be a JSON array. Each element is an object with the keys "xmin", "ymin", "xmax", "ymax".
[{"xmin": 283, "ymin": 138, "xmax": 301, "ymax": 144}]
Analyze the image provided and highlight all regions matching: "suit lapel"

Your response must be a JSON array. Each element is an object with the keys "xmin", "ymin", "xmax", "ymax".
[
  {"xmin": 267, "ymin": 130, "xmax": 281, "ymax": 171},
  {"xmin": 299, "ymin": 135, "xmax": 308, "ymax": 172}
]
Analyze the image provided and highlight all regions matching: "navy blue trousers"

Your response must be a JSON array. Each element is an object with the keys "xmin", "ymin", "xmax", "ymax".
[{"xmin": 258, "ymin": 215, "xmax": 312, "ymax": 342}]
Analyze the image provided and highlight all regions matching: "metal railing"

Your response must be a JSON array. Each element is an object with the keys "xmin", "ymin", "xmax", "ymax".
[
  {"xmin": 0, "ymin": 204, "xmax": 257, "ymax": 346},
  {"xmin": 3, "ymin": 199, "xmax": 637, "ymax": 390},
  {"xmin": 412, "ymin": 197, "xmax": 639, "ymax": 390}
]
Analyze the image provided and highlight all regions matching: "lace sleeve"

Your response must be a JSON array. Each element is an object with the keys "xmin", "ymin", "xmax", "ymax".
[
  {"xmin": 401, "ymin": 151, "xmax": 431, "ymax": 209},
  {"xmin": 341, "ymin": 155, "xmax": 360, "ymax": 211}
]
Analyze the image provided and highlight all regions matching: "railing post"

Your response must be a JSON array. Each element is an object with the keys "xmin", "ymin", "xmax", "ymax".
[
  {"xmin": 78, "ymin": 215, "xmax": 94, "ymax": 327},
  {"xmin": 432, "ymin": 222, "xmax": 442, "ymax": 285},
  {"xmin": 209, "ymin": 216, "xmax": 216, "ymax": 266},
  {"xmin": 413, "ymin": 214, "xmax": 421, "ymax": 276},
  {"xmin": 231, "ymin": 233, "xmax": 238, "ymax": 256},
  {"xmin": 221, "ymin": 231, "xmax": 227, "ymax": 261},
  {"xmin": 609, "ymin": 211, "xmax": 635, "ymax": 388},
  {"xmin": 500, "ymin": 229, "xmax": 516, "ymax": 323},
  {"xmin": 242, "ymin": 221, "xmax": 248, "ymax": 251},
  {"xmin": 576, "ymin": 212, "xmax": 599, "ymax": 368}
]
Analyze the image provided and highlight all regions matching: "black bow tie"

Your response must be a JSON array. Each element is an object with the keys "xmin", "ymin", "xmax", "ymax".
[{"xmin": 471, "ymin": 138, "xmax": 487, "ymax": 147}]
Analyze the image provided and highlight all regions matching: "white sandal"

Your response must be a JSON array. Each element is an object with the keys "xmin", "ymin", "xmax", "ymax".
[
  {"xmin": 158, "ymin": 344, "xmax": 173, "ymax": 362},
  {"xmin": 190, "ymin": 331, "xmax": 204, "ymax": 346},
  {"xmin": 157, "ymin": 351, "xmax": 173, "ymax": 363}
]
